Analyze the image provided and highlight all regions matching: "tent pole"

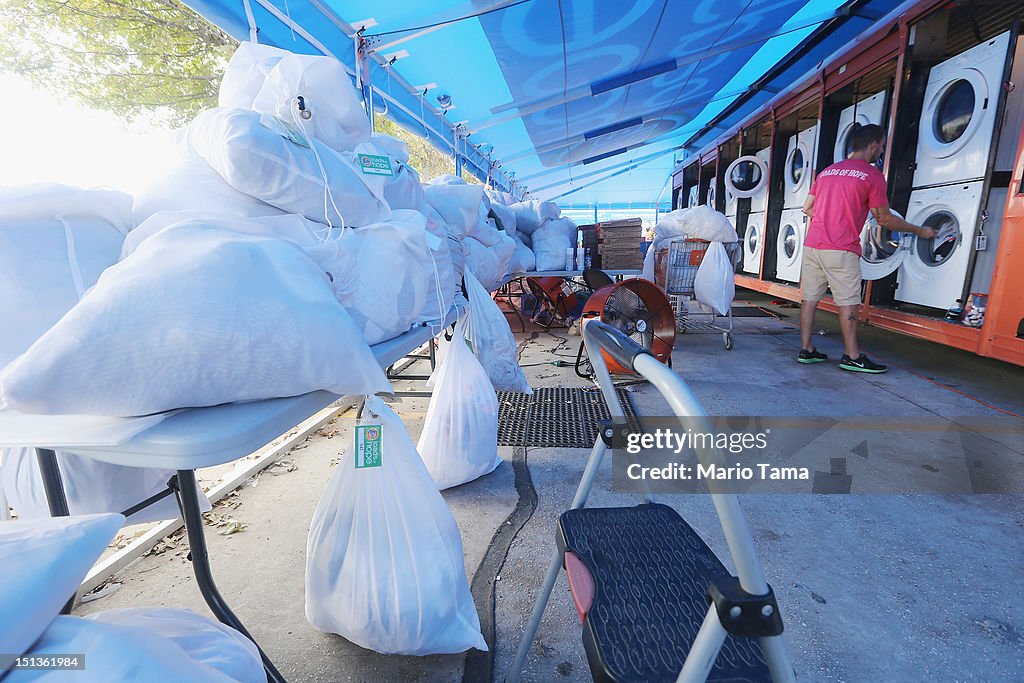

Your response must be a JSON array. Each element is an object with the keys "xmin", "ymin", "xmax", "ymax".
[{"xmin": 355, "ymin": 32, "xmax": 375, "ymax": 131}]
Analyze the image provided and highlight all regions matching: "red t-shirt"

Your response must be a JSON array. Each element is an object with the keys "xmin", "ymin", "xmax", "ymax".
[{"xmin": 805, "ymin": 159, "xmax": 889, "ymax": 255}]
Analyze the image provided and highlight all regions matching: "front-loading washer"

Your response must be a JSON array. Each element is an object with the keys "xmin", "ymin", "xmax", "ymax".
[
  {"xmin": 776, "ymin": 208, "xmax": 807, "ymax": 283},
  {"xmin": 913, "ymin": 31, "xmax": 1010, "ymax": 188},
  {"xmin": 894, "ymin": 181, "xmax": 984, "ymax": 310},
  {"xmin": 833, "ymin": 90, "xmax": 887, "ymax": 163},
  {"xmin": 742, "ymin": 211, "xmax": 765, "ymax": 275},
  {"xmin": 783, "ymin": 124, "xmax": 818, "ymax": 209}
]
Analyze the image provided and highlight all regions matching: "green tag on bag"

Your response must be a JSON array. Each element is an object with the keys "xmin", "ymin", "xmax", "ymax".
[
  {"xmin": 354, "ymin": 424, "xmax": 383, "ymax": 468},
  {"xmin": 357, "ymin": 153, "xmax": 394, "ymax": 176}
]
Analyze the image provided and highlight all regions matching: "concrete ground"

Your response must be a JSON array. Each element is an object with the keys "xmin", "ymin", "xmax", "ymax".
[{"xmin": 76, "ymin": 292, "xmax": 1024, "ymax": 682}]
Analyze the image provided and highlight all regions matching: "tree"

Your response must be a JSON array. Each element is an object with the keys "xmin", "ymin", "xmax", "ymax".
[
  {"xmin": 1, "ymin": 0, "xmax": 480, "ymax": 182},
  {"xmin": 0, "ymin": 0, "xmax": 236, "ymax": 127}
]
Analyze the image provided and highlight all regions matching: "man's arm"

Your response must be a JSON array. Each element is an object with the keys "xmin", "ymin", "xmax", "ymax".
[
  {"xmin": 869, "ymin": 205, "xmax": 937, "ymax": 239},
  {"xmin": 802, "ymin": 193, "xmax": 815, "ymax": 218}
]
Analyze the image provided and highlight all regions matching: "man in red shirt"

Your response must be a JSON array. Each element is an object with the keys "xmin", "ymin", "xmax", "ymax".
[{"xmin": 799, "ymin": 124, "xmax": 935, "ymax": 373}]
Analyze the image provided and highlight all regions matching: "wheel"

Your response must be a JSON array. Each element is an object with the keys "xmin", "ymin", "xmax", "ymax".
[{"xmin": 723, "ymin": 332, "xmax": 734, "ymax": 350}]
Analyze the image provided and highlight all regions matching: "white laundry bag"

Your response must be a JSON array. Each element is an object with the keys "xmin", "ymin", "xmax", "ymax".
[
  {"xmin": 417, "ymin": 316, "xmax": 502, "ymax": 489},
  {"xmin": 489, "ymin": 201, "xmax": 517, "ymax": 238},
  {"xmin": 9, "ymin": 615, "xmax": 241, "ymax": 683},
  {"xmin": 0, "ymin": 186, "xmax": 131, "ymax": 367},
  {"xmin": 86, "ymin": 608, "xmax": 264, "ymax": 683},
  {"xmin": 643, "ymin": 206, "xmax": 736, "ymax": 282},
  {"xmin": 251, "ymin": 51, "xmax": 371, "ymax": 152},
  {"xmin": 510, "ymin": 235, "xmax": 536, "ymax": 273},
  {"xmin": 693, "ymin": 242, "xmax": 736, "ymax": 316},
  {"xmin": 369, "ymin": 132, "xmax": 411, "ymax": 163},
  {"xmin": 0, "ymin": 447, "xmax": 208, "ymax": 524},
  {"xmin": 0, "ymin": 513, "xmax": 124, "ymax": 662},
  {"xmin": 317, "ymin": 210, "xmax": 434, "ymax": 345},
  {"xmin": 186, "ymin": 107, "xmax": 389, "ymax": 228},
  {"xmin": 510, "ymin": 199, "xmax": 560, "ymax": 235},
  {"xmin": 0, "ymin": 221, "xmax": 391, "ymax": 416},
  {"xmin": 305, "ymin": 396, "xmax": 486, "ymax": 654},
  {"xmin": 464, "ymin": 272, "xmax": 531, "ymax": 393},
  {"xmin": 218, "ymin": 41, "xmax": 287, "ymax": 110},
  {"xmin": 131, "ymin": 158, "xmax": 285, "ymax": 226},
  {"xmin": 531, "ymin": 218, "xmax": 577, "ymax": 271},
  {"xmin": 422, "ymin": 181, "xmax": 485, "ymax": 239}
]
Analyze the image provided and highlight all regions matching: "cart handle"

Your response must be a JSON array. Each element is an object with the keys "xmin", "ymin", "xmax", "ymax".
[{"xmin": 581, "ymin": 320, "xmax": 652, "ymax": 375}]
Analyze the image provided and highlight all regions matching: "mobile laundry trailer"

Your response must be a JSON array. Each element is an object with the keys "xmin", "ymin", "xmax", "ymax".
[{"xmin": 675, "ymin": 0, "xmax": 1024, "ymax": 368}]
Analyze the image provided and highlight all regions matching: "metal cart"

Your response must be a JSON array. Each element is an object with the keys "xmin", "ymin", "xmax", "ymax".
[{"xmin": 655, "ymin": 237, "xmax": 742, "ymax": 350}]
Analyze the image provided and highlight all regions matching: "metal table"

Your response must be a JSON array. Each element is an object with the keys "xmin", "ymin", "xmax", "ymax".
[{"xmin": 20, "ymin": 307, "xmax": 460, "ymax": 683}]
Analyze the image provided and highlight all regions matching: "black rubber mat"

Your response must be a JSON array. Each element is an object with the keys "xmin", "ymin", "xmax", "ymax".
[
  {"xmin": 558, "ymin": 504, "xmax": 771, "ymax": 683},
  {"xmin": 496, "ymin": 387, "xmax": 637, "ymax": 448}
]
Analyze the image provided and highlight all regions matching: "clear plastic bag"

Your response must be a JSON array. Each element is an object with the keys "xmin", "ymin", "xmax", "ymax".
[
  {"xmin": 463, "ymin": 272, "xmax": 531, "ymax": 394},
  {"xmin": 305, "ymin": 396, "xmax": 485, "ymax": 654},
  {"xmin": 416, "ymin": 316, "xmax": 503, "ymax": 489}
]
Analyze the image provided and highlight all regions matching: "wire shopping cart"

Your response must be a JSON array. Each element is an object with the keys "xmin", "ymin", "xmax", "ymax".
[{"xmin": 654, "ymin": 237, "xmax": 742, "ymax": 350}]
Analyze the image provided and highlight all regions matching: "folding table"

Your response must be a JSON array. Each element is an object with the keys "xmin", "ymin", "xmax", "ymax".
[{"xmin": 19, "ymin": 308, "xmax": 460, "ymax": 683}]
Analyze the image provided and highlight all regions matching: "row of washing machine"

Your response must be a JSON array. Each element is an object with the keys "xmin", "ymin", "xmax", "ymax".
[{"xmin": 712, "ymin": 30, "xmax": 1009, "ymax": 312}]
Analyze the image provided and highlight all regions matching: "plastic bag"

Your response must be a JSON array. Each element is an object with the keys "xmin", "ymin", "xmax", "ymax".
[
  {"xmin": 0, "ymin": 221, "xmax": 391, "ymax": 416},
  {"xmin": 1, "ymin": 447, "xmax": 209, "ymax": 525},
  {"xmin": 251, "ymin": 51, "xmax": 371, "ymax": 152},
  {"xmin": 531, "ymin": 219, "xmax": 577, "ymax": 272},
  {"xmin": 510, "ymin": 235, "xmax": 536, "ymax": 273},
  {"xmin": 693, "ymin": 242, "xmax": 735, "ymax": 316},
  {"xmin": 416, "ymin": 317, "xmax": 502, "ymax": 489},
  {"xmin": 0, "ymin": 513, "xmax": 124, "ymax": 662},
  {"xmin": 86, "ymin": 608, "xmax": 264, "ymax": 683},
  {"xmin": 463, "ymin": 233, "xmax": 516, "ymax": 292},
  {"xmin": 464, "ymin": 272, "xmax": 531, "ymax": 394},
  {"xmin": 186, "ymin": 107, "xmax": 389, "ymax": 228},
  {"xmin": 305, "ymin": 396, "xmax": 486, "ymax": 654},
  {"xmin": 489, "ymin": 201, "xmax": 517, "ymax": 238}
]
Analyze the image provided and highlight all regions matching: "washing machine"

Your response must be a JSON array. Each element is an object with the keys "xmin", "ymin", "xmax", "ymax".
[
  {"xmin": 687, "ymin": 185, "xmax": 699, "ymax": 208},
  {"xmin": 706, "ymin": 183, "xmax": 716, "ymax": 208},
  {"xmin": 913, "ymin": 31, "xmax": 1010, "ymax": 188},
  {"xmin": 833, "ymin": 90, "xmax": 887, "ymax": 163},
  {"xmin": 783, "ymin": 125, "xmax": 818, "ymax": 209},
  {"xmin": 894, "ymin": 181, "xmax": 984, "ymax": 310},
  {"xmin": 749, "ymin": 147, "xmax": 772, "ymax": 213},
  {"xmin": 776, "ymin": 208, "xmax": 807, "ymax": 283},
  {"xmin": 742, "ymin": 212, "xmax": 765, "ymax": 275},
  {"xmin": 724, "ymin": 183, "xmax": 737, "ymax": 217}
]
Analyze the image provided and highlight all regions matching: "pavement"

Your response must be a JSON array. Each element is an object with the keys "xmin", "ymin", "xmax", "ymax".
[{"xmin": 75, "ymin": 292, "xmax": 1024, "ymax": 682}]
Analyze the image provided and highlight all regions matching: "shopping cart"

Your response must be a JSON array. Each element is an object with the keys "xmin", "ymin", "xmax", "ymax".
[
  {"xmin": 654, "ymin": 238, "xmax": 741, "ymax": 350},
  {"xmin": 506, "ymin": 319, "xmax": 794, "ymax": 683}
]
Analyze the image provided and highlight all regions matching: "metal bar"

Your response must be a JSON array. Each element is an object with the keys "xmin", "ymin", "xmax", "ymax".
[
  {"xmin": 676, "ymin": 607, "xmax": 729, "ymax": 683},
  {"xmin": 119, "ymin": 486, "xmax": 176, "ymax": 519},
  {"xmin": 37, "ymin": 448, "xmax": 74, "ymax": 615},
  {"xmin": 172, "ymin": 470, "xmax": 286, "ymax": 683},
  {"xmin": 504, "ymin": 437, "xmax": 609, "ymax": 683}
]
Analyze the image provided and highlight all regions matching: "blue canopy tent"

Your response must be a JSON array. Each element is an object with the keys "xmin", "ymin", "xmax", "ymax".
[{"xmin": 180, "ymin": 0, "xmax": 911, "ymax": 209}]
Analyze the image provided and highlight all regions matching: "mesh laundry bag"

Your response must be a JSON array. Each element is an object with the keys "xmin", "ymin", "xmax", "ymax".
[
  {"xmin": 463, "ymin": 271, "xmax": 531, "ymax": 394},
  {"xmin": 305, "ymin": 396, "xmax": 486, "ymax": 655},
  {"xmin": 0, "ymin": 221, "xmax": 391, "ymax": 416},
  {"xmin": 416, "ymin": 316, "xmax": 502, "ymax": 489}
]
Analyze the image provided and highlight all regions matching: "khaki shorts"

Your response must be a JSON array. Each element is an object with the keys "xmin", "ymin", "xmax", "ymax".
[{"xmin": 801, "ymin": 247, "xmax": 862, "ymax": 306}]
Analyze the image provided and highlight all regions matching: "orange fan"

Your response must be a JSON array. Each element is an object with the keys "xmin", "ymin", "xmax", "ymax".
[
  {"xmin": 579, "ymin": 279, "xmax": 675, "ymax": 374},
  {"xmin": 526, "ymin": 276, "xmax": 578, "ymax": 326}
]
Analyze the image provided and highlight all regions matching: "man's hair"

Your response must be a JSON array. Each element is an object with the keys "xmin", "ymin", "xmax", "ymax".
[{"xmin": 850, "ymin": 123, "xmax": 885, "ymax": 152}]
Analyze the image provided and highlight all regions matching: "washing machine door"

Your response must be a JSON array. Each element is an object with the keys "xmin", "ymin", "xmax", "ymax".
[
  {"xmin": 920, "ymin": 71, "xmax": 990, "ymax": 160},
  {"xmin": 860, "ymin": 210, "xmax": 910, "ymax": 280},
  {"xmin": 835, "ymin": 113, "xmax": 872, "ymax": 163},
  {"xmin": 904, "ymin": 209, "xmax": 963, "ymax": 279},
  {"xmin": 745, "ymin": 223, "xmax": 760, "ymax": 257},
  {"xmin": 707, "ymin": 184, "xmax": 716, "ymax": 208},
  {"xmin": 785, "ymin": 139, "xmax": 811, "ymax": 196},
  {"xmin": 725, "ymin": 155, "xmax": 768, "ymax": 199},
  {"xmin": 778, "ymin": 219, "xmax": 801, "ymax": 268}
]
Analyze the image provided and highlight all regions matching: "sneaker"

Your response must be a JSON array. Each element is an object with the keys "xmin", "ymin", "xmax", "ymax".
[
  {"xmin": 839, "ymin": 354, "xmax": 887, "ymax": 374},
  {"xmin": 797, "ymin": 348, "xmax": 828, "ymax": 364}
]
